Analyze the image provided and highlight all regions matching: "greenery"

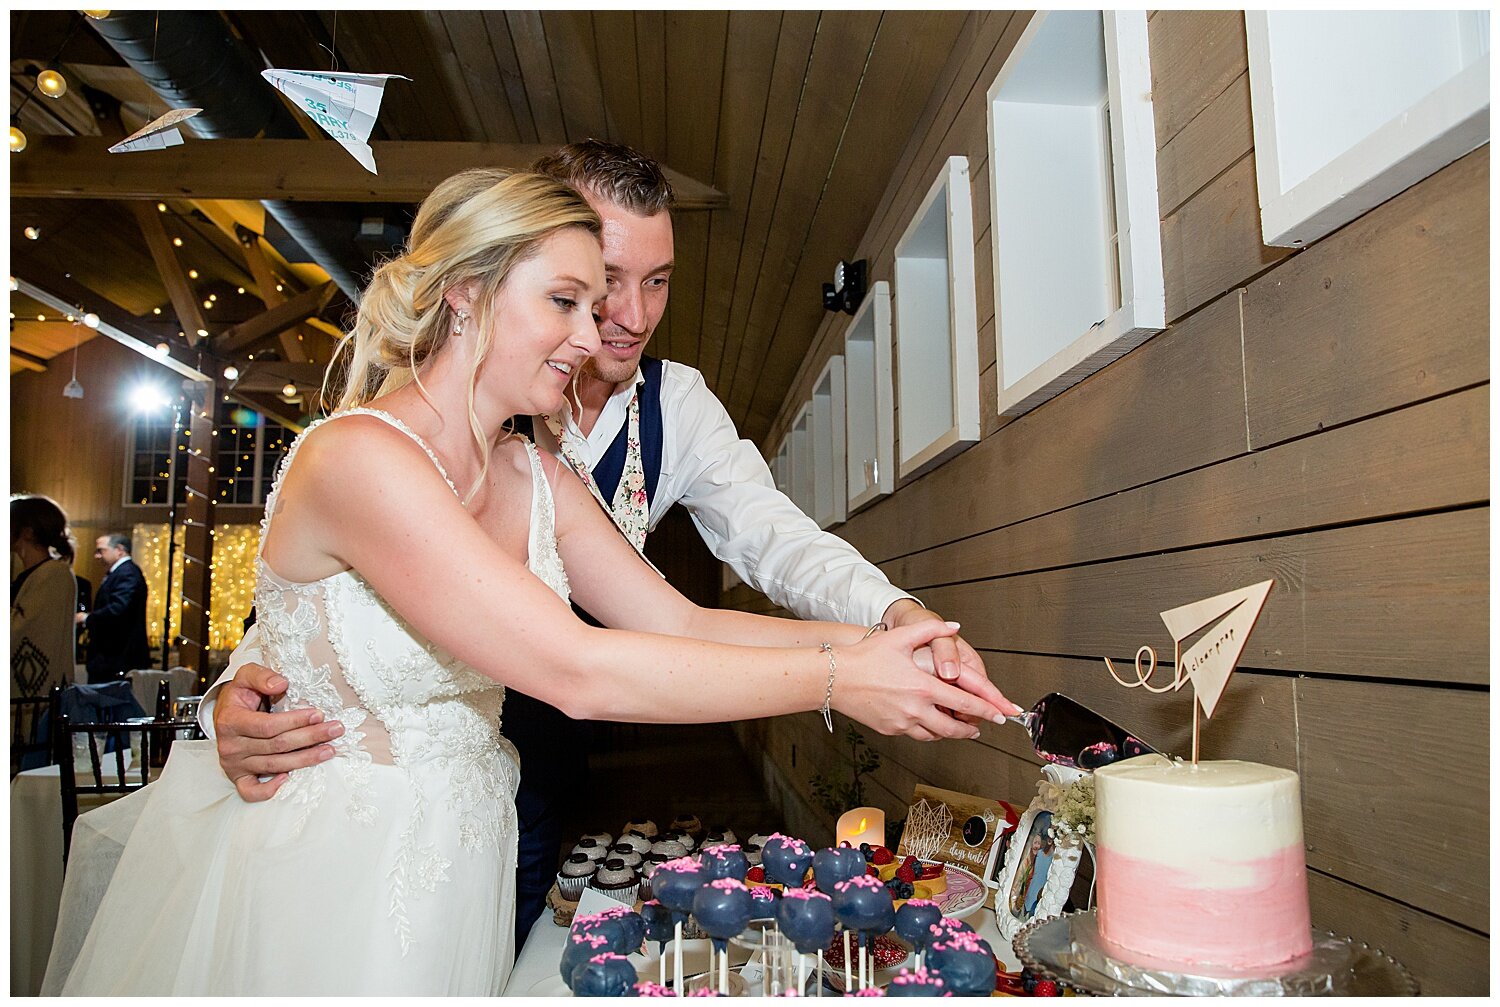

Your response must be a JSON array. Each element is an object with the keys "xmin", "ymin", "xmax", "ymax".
[{"xmin": 809, "ymin": 724, "xmax": 881, "ymax": 817}]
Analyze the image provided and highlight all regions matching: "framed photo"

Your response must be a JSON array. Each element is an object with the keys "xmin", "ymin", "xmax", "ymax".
[{"xmin": 992, "ymin": 794, "xmax": 1083, "ymax": 941}]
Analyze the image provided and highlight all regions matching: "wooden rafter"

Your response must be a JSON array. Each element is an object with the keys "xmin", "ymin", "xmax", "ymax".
[
  {"xmin": 216, "ymin": 282, "xmax": 337, "ymax": 357},
  {"xmin": 12, "ymin": 139, "xmax": 729, "ymax": 209},
  {"xmin": 128, "ymin": 200, "xmax": 208, "ymax": 346},
  {"xmin": 10, "ymin": 347, "xmax": 48, "ymax": 372}
]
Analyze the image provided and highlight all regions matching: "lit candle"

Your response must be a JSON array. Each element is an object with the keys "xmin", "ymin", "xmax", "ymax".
[{"xmin": 835, "ymin": 807, "xmax": 884, "ymax": 849}]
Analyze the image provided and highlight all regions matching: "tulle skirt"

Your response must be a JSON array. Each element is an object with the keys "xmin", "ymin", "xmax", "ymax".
[{"xmin": 44, "ymin": 741, "xmax": 517, "ymax": 995}]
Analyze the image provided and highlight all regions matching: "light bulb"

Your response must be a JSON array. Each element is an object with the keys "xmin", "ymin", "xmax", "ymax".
[
  {"xmin": 82, "ymin": 312, "xmax": 100, "ymax": 328},
  {"xmin": 156, "ymin": 202, "xmax": 167, "ymax": 212},
  {"xmin": 202, "ymin": 299, "xmax": 212, "ymax": 310},
  {"xmin": 23, "ymin": 225, "xmax": 40, "ymax": 240},
  {"xmin": 187, "ymin": 268, "xmax": 199, "ymax": 279},
  {"xmin": 282, "ymin": 383, "xmax": 298, "ymax": 398},
  {"xmin": 222, "ymin": 365, "xmax": 239, "ymax": 381},
  {"xmin": 172, "ymin": 237, "xmax": 183, "ymax": 247},
  {"xmin": 82, "ymin": 10, "xmax": 110, "ymax": 19},
  {"xmin": 153, "ymin": 342, "xmax": 171, "ymax": 359},
  {"xmin": 9, "ymin": 125, "xmax": 26, "ymax": 153},
  {"xmin": 8, "ymin": 276, "xmax": 17, "ymax": 291},
  {"xmin": 37, "ymin": 70, "xmax": 67, "ymax": 99}
]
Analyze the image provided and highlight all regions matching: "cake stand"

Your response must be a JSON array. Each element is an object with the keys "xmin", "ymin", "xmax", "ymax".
[{"xmin": 1014, "ymin": 910, "xmax": 1418, "ymax": 997}]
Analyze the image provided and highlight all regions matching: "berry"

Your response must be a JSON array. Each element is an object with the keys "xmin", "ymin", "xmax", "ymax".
[
  {"xmin": 746, "ymin": 866, "xmax": 766, "ymax": 884},
  {"xmin": 1020, "ymin": 970, "xmax": 1038, "ymax": 994},
  {"xmin": 860, "ymin": 843, "xmax": 873, "ymax": 860},
  {"xmin": 871, "ymin": 846, "xmax": 894, "ymax": 866},
  {"xmin": 1033, "ymin": 980, "xmax": 1059, "ymax": 997},
  {"xmin": 895, "ymin": 862, "xmax": 917, "ymax": 884}
]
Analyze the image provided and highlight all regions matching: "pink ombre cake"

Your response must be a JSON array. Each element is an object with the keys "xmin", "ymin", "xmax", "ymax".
[{"xmin": 1093, "ymin": 754, "xmax": 1312, "ymax": 972}]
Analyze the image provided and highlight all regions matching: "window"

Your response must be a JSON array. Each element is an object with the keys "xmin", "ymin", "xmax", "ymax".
[
  {"xmin": 844, "ymin": 280, "xmax": 895, "ymax": 514},
  {"xmin": 810, "ymin": 355, "xmax": 847, "ymax": 529},
  {"xmin": 1246, "ymin": 11, "xmax": 1490, "ymax": 247},
  {"xmin": 124, "ymin": 400, "xmax": 292, "ymax": 508},
  {"xmin": 986, "ymin": 10, "xmax": 1164, "ymax": 418},
  {"xmin": 893, "ymin": 155, "xmax": 982, "ymax": 479},
  {"xmin": 789, "ymin": 404, "xmax": 813, "ymax": 517}
]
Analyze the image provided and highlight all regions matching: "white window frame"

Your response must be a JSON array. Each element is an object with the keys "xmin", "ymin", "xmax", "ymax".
[
  {"xmin": 893, "ymin": 155, "xmax": 981, "ymax": 480},
  {"xmin": 986, "ymin": 9, "xmax": 1164, "ymax": 420},
  {"xmin": 843, "ymin": 280, "xmax": 895, "ymax": 514},
  {"xmin": 789, "ymin": 403, "xmax": 814, "ymax": 517},
  {"xmin": 810, "ymin": 354, "xmax": 847, "ymax": 529},
  {"xmin": 1246, "ymin": 11, "xmax": 1490, "ymax": 249}
]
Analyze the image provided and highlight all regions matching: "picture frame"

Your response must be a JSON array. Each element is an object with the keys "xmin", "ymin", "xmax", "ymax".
[{"xmin": 992, "ymin": 787, "xmax": 1084, "ymax": 941}]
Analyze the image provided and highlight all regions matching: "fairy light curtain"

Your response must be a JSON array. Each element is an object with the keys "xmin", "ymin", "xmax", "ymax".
[{"xmin": 133, "ymin": 523, "xmax": 258, "ymax": 652}]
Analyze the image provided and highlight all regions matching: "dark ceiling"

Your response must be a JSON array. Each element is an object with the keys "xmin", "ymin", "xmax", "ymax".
[{"xmin": 10, "ymin": 10, "xmax": 969, "ymax": 444}]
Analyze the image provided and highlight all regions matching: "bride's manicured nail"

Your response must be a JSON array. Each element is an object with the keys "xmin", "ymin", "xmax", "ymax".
[{"xmin": 944, "ymin": 621, "xmax": 961, "ymax": 629}]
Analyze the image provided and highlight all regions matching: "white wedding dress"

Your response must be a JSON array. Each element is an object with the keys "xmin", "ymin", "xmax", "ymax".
[{"xmin": 46, "ymin": 409, "xmax": 570, "ymax": 995}]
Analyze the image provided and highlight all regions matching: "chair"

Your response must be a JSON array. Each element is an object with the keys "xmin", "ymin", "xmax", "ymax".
[
  {"xmin": 10, "ymin": 685, "xmax": 62, "ymax": 778},
  {"xmin": 55, "ymin": 714, "xmax": 199, "ymax": 864}
]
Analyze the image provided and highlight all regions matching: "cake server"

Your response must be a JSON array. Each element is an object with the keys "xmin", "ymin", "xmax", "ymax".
[{"xmin": 1005, "ymin": 692, "xmax": 1154, "ymax": 770}]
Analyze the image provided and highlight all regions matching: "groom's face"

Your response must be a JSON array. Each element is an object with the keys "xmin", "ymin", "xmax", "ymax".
[{"xmin": 584, "ymin": 191, "xmax": 674, "ymax": 387}]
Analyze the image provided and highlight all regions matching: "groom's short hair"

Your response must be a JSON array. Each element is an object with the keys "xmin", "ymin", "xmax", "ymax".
[{"xmin": 530, "ymin": 139, "xmax": 675, "ymax": 216}]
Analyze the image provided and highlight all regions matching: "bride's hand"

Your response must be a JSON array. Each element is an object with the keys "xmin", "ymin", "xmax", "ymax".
[{"xmin": 832, "ymin": 621, "xmax": 1010, "ymax": 742}]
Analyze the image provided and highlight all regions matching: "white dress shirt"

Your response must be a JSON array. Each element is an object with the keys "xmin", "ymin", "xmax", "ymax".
[{"xmin": 200, "ymin": 360, "xmax": 913, "ymax": 735}]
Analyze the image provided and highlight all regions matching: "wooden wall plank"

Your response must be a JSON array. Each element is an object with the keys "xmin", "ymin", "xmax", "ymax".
[
  {"xmin": 633, "ymin": 12, "xmax": 669, "ymax": 159},
  {"xmin": 507, "ymin": 11, "xmax": 567, "ymax": 144},
  {"xmin": 1148, "ymin": 10, "xmax": 1247, "ymax": 149},
  {"xmin": 544, "ymin": 12, "xmax": 611, "ymax": 141},
  {"xmin": 695, "ymin": 11, "xmax": 784, "ymax": 384},
  {"xmin": 591, "ymin": 12, "xmax": 644, "ymax": 149},
  {"xmin": 423, "ymin": 12, "xmax": 494, "ymax": 142},
  {"xmin": 1156, "ymin": 71, "xmax": 1251, "ymax": 217},
  {"xmin": 910, "ymin": 509, "xmax": 1488, "ymax": 685},
  {"xmin": 887, "ymin": 387, "xmax": 1488, "ymax": 588},
  {"xmin": 1297, "ymin": 677, "xmax": 1487, "ymax": 930},
  {"xmin": 1243, "ymin": 146, "xmax": 1489, "ymax": 449},
  {"xmin": 1161, "ymin": 152, "xmax": 1292, "ymax": 321}
]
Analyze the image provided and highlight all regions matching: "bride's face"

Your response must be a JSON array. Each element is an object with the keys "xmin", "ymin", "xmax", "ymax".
[{"xmin": 480, "ymin": 227, "xmax": 605, "ymax": 416}]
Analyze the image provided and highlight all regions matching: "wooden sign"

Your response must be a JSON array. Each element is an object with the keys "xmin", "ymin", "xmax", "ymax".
[{"xmin": 897, "ymin": 784, "xmax": 1023, "ymax": 876}]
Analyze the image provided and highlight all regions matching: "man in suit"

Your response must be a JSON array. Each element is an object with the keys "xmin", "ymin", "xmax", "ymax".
[{"xmin": 76, "ymin": 533, "xmax": 151, "ymax": 681}]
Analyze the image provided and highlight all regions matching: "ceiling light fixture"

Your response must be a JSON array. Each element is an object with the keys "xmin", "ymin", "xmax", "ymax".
[
  {"xmin": 8, "ymin": 124, "xmax": 25, "ymax": 153},
  {"xmin": 222, "ymin": 365, "xmax": 240, "ymax": 381},
  {"xmin": 23, "ymin": 226, "xmax": 41, "ymax": 240},
  {"xmin": 822, "ymin": 258, "xmax": 868, "ymax": 315},
  {"xmin": 36, "ymin": 69, "xmax": 67, "ymax": 99}
]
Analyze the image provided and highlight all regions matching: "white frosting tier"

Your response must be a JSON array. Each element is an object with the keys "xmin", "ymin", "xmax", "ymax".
[{"xmin": 1094, "ymin": 755, "xmax": 1303, "ymax": 879}]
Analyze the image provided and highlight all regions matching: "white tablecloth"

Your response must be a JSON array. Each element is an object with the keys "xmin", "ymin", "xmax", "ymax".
[
  {"xmin": 502, "ymin": 902, "xmax": 1018, "ymax": 996},
  {"xmin": 127, "ymin": 667, "xmax": 199, "ymax": 717}
]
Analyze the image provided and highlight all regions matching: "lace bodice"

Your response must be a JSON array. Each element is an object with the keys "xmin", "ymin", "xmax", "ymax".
[{"xmin": 250, "ymin": 408, "xmax": 568, "ymax": 951}]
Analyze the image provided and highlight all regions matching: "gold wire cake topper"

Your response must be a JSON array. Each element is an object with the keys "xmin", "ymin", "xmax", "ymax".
[{"xmin": 1103, "ymin": 579, "xmax": 1275, "ymax": 764}]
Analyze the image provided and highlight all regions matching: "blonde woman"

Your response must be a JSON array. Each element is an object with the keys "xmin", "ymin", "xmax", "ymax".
[{"xmin": 49, "ymin": 170, "xmax": 1012, "ymax": 995}]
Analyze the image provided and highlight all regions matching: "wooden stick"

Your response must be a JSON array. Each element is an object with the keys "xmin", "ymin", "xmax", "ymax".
[
  {"xmin": 799, "ymin": 952, "xmax": 808, "ymax": 997},
  {"xmin": 1192, "ymin": 700, "xmax": 1201, "ymax": 765},
  {"xmin": 860, "ymin": 941, "xmax": 869, "ymax": 990},
  {"xmin": 720, "ymin": 945, "xmax": 727, "ymax": 996}
]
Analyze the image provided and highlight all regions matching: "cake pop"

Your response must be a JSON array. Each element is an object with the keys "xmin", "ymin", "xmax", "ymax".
[
  {"xmin": 701, "ymin": 844, "xmax": 750, "ymax": 882},
  {"xmin": 633, "ymin": 981, "xmax": 675, "ymax": 997},
  {"xmin": 812, "ymin": 845, "xmax": 866, "ymax": 893},
  {"xmin": 833, "ymin": 874, "xmax": 895, "ymax": 991},
  {"xmin": 760, "ymin": 833, "xmax": 814, "ymax": 888},
  {"xmin": 570, "ymin": 952, "xmax": 638, "ymax": 996},
  {"xmin": 559, "ymin": 927, "xmax": 613, "ymax": 986},
  {"xmin": 694, "ymin": 878, "xmax": 754, "ymax": 995},
  {"xmin": 748, "ymin": 883, "xmax": 778, "ymax": 917},
  {"xmin": 641, "ymin": 900, "xmax": 674, "ymax": 955},
  {"xmin": 924, "ymin": 930, "xmax": 996, "ymax": 998},
  {"xmin": 778, "ymin": 887, "xmax": 836, "ymax": 995},
  {"xmin": 592, "ymin": 904, "xmax": 646, "ymax": 953},
  {"xmin": 894, "ymin": 900, "xmax": 943, "ymax": 957},
  {"xmin": 886, "ymin": 966, "xmax": 950, "ymax": 997},
  {"xmin": 652, "ymin": 856, "xmax": 707, "ymax": 920}
]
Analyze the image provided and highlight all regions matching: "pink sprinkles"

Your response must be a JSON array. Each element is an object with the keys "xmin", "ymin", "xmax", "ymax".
[
  {"xmin": 781, "ymin": 887, "xmax": 831, "ymax": 902},
  {"xmin": 709, "ymin": 877, "xmax": 748, "ymax": 892},
  {"xmin": 657, "ymin": 856, "xmax": 703, "ymax": 874},
  {"xmin": 588, "ymin": 952, "xmax": 628, "ymax": 965},
  {"xmin": 930, "ymin": 930, "xmax": 986, "ymax": 954},
  {"xmin": 891, "ymin": 967, "xmax": 945, "ymax": 988},
  {"xmin": 833, "ymin": 874, "xmax": 884, "ymax": 892}
]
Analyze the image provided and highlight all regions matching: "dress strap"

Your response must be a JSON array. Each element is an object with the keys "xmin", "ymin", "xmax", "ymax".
[{"xmin": 258, "ymin": 408, "xmax": 461, "ymax": 559}]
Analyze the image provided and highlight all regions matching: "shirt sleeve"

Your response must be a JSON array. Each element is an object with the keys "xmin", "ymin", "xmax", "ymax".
[
  {"xmin": 196, "ymin": 623, "xmax": 263, "ymax": 739},
  {"xmin": 657, "ymin": 364, "xmax": 915, "ymax": 626}
]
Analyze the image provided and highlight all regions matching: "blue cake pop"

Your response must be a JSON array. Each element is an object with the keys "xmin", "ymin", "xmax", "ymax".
[
  {"xmin": 692, "ymin": 878, "xmax": 754, "ymax": 952},
  {"xmin": 760, "ymin": 833, "xmax": 813, "ymax": 888},
  {"xmin": 652, "ymin": 855, "xmax": 706, "ymax": 922},
  {"xmin": 592, "ymin": 904, "xmax": 646, "ymax": 953},
  {"xmin": 886, "ymin": 965, "xmax": 950, "ymax": 997},
  {"xmin": 832, "ymin": 874, "xmax": 896, "ymax": 938},
  {"xmin": 812, "ymin": 845, "xmax": 866, "ymax": 893},
  {"xmin": 559, "ymin": 926, "xmax": 615, "ymax": 985},
  {"xmin": 570, "ymin": 952, "xmax": 638, "ymax": 996},
  {"xmin": 894, "ymin": 900, "xmax": 944, "ymax": 952},
  {"xmin": 701, "ymin": 844, "xmax": 749, "ymax": 882},
  {"xmin": 776, "ymin": 887, "xmax": 836, "ymax": 955},
  {"xmin": 925, "ymin": 930, "xmax": 996, "ymax": 997},
  {"xmin": 641, "ymin": 900, "xmax": 675, "ymax": 957}
]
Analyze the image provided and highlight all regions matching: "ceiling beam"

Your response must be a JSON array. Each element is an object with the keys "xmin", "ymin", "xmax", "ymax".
[
  {"xmin": 228, "ymin": 362, "xmax": 328, "ymax": 394},
  {"xmin": 216, "ymin": 281, "xmax": 337, "ymax": 357},
  {"xmin": 10, "ymin": 347, "xmax": 48, "ymax": 372},
  {"xmin": 128, "ymin": 200, "xmax": 209, "ymax": 346},
  {"xmin": 11, "ymin": 139, "xmax": 729, "ymax": 209}
]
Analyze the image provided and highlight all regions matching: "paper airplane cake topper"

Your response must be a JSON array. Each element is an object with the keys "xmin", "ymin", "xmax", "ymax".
[
  {"xmin": 1103, "ymin": 579, "xmax": 1274, "ymax": 763},
  {"xmin": 261, "ymin": 69, "xmax": 410, "ymax": 174},
  {"xmin": 108, "ymin": 108, "xmax": 202, "ymax": 153}
]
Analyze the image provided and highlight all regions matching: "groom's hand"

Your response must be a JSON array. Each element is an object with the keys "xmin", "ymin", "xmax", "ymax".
[
  {"xmin": 884, "ymin": 599, "xmax": 1023, "ymax": 721},
  {"xmin": 215, "ymin": 662, "xmax": 343, "ymax": 802}
]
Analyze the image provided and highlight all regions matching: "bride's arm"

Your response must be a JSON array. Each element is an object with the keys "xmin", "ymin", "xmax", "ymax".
[{"xmin": 279, "ymin": 421, "xmax": 1003, "ymax": 738}]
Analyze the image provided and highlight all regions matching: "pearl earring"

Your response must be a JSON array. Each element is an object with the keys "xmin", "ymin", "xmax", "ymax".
[{"xmin": 453, "ymin": 309, "xmax": 468, "ymax": 336}]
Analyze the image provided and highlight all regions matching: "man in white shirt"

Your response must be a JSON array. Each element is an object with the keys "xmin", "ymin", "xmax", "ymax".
[{"xmin": 205, "ymin": 141, "xmax": 1013, "ymax": 946}]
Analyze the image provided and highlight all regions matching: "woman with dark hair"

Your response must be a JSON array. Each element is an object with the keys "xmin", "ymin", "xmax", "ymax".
[{"xmin": 11, "ymin": 494, "xmax": 78, "ymax": 697}]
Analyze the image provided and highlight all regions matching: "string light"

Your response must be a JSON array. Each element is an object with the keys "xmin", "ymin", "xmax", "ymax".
[
  {"xmin": 282, "ymin": 383, "xmax": 298, "ymax": 398},
  {"xmin": 156, "ymin": 202, "xmax": 167, "ymax": 212},
  {"xmin": 82, "ymin": 312, "xmax": 100, "ymax": 328},
  {"xmin": 172, "ymin": 237, "xmax": 183, "ymax": 247},
  {"xmin": 188, "ymin": 268, "xmax": 199, "ymax": 279},
  {"xmin": 222, "ymin": 365, "xmax": 239, "ymax": 381},
  {"xmin": 153, "ymin": 342, "xmax": 170, "ymax": 359},
  {"xmin": 82, "ymin": 11, "xmax": 110, "ymax": 20},
  {"xmin": 10, "ymin": 123, "xmax": 29, "ymax": 152},
  {"xmin": 37, "ymin": 69, "xmax": 67, "ymax": 99},
  {"xmin": 134, "ymin": 522, "xmax": 259, "ymax": 651},
  {"xmin": 153, "ymin": 307, "xmax": 162, "ymax": 314},
  {"xmin": 236, "ymin": 287, "xmax": 245, "ymax": 295},
  {"xmin": 23, "ymin": 226, "xmax": 40, "ymax": 240},
  {"xmin": 202, "ymin": 299, "xmax": 212, "ymax": 309}
]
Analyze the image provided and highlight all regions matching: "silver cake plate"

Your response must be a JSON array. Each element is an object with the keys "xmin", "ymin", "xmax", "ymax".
[{"xmin": 1014, "ymin": 910, "xmax": 1418, "ymax": 997}]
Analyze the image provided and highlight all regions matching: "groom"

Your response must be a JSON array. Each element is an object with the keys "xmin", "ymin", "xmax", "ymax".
[{"xmin": 203, "ymin": 140, "xmax": 1011, "ymax": 948}]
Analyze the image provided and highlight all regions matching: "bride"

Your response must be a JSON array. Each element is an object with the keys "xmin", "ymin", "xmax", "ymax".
[{"xmin": 47, "ymin": 169, "xmax": 1012, "ymax": 995}]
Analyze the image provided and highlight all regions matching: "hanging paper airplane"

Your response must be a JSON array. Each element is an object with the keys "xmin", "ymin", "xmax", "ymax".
[
  {"xmin": 261, "ymin": 69, "xmax": 410, "ymax": 174},
  {"xmin": 108, "ymin": 107, "xmax": 202, "ymax": 154}
]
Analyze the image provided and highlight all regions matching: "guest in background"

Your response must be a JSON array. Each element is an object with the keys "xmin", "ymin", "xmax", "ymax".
[
  {"xmin": 11, "ymin": 495, "xmax": 79, "ymax": 697},
  {"xmin": 76, "ymin": 533, "xmax": 151, "ymax": 681}
]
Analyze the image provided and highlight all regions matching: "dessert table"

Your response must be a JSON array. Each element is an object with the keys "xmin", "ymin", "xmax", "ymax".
[{"xmin": 504, "ymin": 901, "xmax": 1019, "ymax": 996}]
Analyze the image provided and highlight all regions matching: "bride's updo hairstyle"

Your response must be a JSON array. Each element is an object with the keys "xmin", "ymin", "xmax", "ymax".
[{"xmin": 326, "ymin": 169, "xmax": 601, "ymax": 500}]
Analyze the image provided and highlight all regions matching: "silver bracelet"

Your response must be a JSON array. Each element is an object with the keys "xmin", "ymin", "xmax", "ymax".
[
  {"xmin": 862, "ymin": 622, "xmax": 889, "ymax": 640},
  {"xmin": 819, "ymin": 643, "xmax": 836, "ymax": 733}
]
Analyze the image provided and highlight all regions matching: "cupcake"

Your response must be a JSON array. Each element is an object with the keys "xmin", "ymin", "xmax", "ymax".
[
  {"xmin": 742, "ymin": 843, "xmax": 763, "ymax": 867},
  {"xmin": 669, "ymin": 814, "xmax": 704, "ymax": 839},
  {"xmin": 608, "ymin": 844, "xmax": 644, "ymax": 870},
  {"xmin": 614, "ymin": 832, "xmax": 653, "ymax": 857},
  {"xmin": 556, "ymin": 853, "xmax": 598, "ymax": 901},
  {"xmin": 571, "ymin": 842, "xmax": 609, "ymax": 864},
  {"xmin": 655, "ymin": 835, "xmax": 694, "ymax": 857},
  {"xmin": 589, "ymin": 857, "xmax": 641, "ymax": 904},
  {"xmin": 622, "ymin": 820, "xmax": 659, "ymax": 841},
  {"xmin": 579, "ymin": 831, "xmax": 614, "ymax": 849},
  {"xmin": 704, "ymin": 825, "xmax": 737, "ymax": 848}
]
